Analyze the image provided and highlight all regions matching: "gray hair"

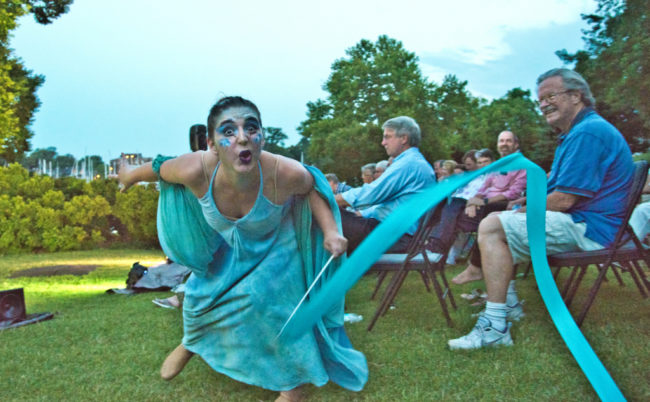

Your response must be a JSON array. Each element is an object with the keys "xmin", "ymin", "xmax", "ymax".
[
  {"xmin": 361, "ymin": 163, "xmax": 376, "ymax": 175},
  {"xmin": 376, "ymin": 160, "xmax": 389, "ymax": 171},
  {"xmin": 382, "ymin": 116, "xmax": 421, "ymax": 147},
  {"xmin": 536, "ymin": 68, "xmax": 595, "ymax": 107},
  {"xmin": 325, "ymin": 173, "xmax": 339, "ymax": 184}
]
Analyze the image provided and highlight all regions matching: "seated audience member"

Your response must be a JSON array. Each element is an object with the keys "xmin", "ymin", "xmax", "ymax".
[
  {"xmin": 630, "ymin": 171, "xmax": 650, "ymax": 242},
  {"xmin": 439, "ymin": 160, "xmax": 457, "ymax": 179},
  {"xmin": 631, "ymin": 202, "xmax": 650, "ymax": 242},
  {"xmin": 426, "ymin": 132, "xmax": 525, "ymax": 262},
  {"xmin": 335, "ymin": 116, "xmax": 436, "ymax": 253},
  {"xmin": 326, "ymin": 173, "xmax": 353, "ymax": 195},
  {"xmin": 374, "ymin": 160, "xmax": 389, "ymax": 179},
  {"xmin": 360, "ymin": 163, "xmax": 376, "ymax": 184},
  {"xmin": 444, "ymin": 149, "xmax": 496, "ymax": 264},
  {"xmin": 448, "ymin": 68, "xmax": 634, "ymax": 349},
  {"xmin": 462, "ymin": 149, "xmax": 479, "ymax": 172},
  {"xmin": 433, "ymin": 159, "xmax": 445, "ymax": 180},
  {"xmin": 449, "ymin": 132, "xmax": 528, "ymax": 284}
]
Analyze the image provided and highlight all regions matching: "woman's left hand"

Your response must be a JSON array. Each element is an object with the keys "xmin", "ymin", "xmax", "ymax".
[{"xmin": 323, "ymin": 232, "xmax": 348, "ymax": 258}]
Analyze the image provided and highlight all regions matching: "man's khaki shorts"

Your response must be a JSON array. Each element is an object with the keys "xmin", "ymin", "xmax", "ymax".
[{"xmin": 497, "ymin": 210, "xmax": 603, "ymax": 264}]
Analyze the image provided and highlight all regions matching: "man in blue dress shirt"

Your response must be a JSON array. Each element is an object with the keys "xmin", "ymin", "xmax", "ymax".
[{"xmin": 335, "ymin": 116, "xmax": 436, "ymax": 253}]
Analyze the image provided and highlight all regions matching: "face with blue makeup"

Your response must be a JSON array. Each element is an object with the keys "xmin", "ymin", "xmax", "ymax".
[{"xmin": 212, "ymin": 106, "xmax": 264, "ymax": 172}]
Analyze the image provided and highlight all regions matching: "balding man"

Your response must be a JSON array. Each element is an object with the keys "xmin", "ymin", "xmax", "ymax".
[{"xmin": 426, "ymin": 131, "xmax": 527, "ymax": 269}]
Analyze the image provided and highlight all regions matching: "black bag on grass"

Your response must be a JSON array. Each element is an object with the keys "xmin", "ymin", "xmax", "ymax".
[{"xmin": 126, "ymin": 262, "xmax": 148, "ymax": 289}]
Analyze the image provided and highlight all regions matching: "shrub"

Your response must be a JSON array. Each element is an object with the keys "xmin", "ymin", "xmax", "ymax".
[
  {"xmin": 113, "ymin": 184, "xmax": 159, "ymax": 247},
  {"xmin": 0, "ymin": 164, "xmax": 160, "ymax": 253}
]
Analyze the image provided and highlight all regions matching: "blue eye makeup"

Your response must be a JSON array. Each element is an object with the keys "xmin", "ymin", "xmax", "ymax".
[
  {"xmin": 218, "ymin": 138, "xmax": 231, "ymax": 147},
  {"xmin": 218, "ymin": 124, "xmax": 236, "ymax": 136},
  {"xmin": 244, "ymin": 118, "xmax": 260, "ymax": 132}
]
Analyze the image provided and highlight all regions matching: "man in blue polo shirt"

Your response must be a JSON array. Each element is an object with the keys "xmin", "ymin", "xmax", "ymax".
[
  {"xmin": 335, "ymin": 116, "xmax": 436, "ymax": 253},
  {"xmin": 448, "ymin": 68, "xmax": 634, "ymax": 350}
]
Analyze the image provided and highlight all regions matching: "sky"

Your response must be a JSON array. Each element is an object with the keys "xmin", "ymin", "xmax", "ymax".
[{"xmin": 10, "ymin": 0, "xmax": 596, "ymax": 162}]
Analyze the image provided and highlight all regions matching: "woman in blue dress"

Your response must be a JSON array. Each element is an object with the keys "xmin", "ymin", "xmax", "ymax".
[{"xmin": 119, "ymin": 96, "xmax": 367, "ymax": 401}]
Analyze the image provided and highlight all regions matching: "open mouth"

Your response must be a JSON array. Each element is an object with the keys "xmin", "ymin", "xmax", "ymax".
[
  {"xmin": 239, "ymin": 150, "xmax": 252, "ymax": 164},
  {"xmin": 542, "ymin": 106, "xmax": 556, "ymax": 117}
]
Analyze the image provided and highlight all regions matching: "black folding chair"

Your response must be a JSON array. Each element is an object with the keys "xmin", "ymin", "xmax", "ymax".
[
  {"xmin": 367, "ymin": 208, "xmax": 456, "ymax": 331},
  {"xmin": 548, "ymin": 160, "xmax": 649, "ymax": 327}
]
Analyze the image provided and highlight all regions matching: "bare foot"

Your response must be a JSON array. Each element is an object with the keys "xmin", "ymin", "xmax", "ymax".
[
  {"xmin": 451, "ymin": 264, "xmax": 484, "ymax": 285},
  {"xmin": 275, "ymin": 386, "xmax": 305, "ymax": 402},
  {"xmin": 160, "ymin": 344, "xmax": 194, "ymax": 380}
]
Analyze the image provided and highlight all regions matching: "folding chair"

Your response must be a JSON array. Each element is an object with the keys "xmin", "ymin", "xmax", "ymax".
[
  {"xmin": 367, "ymin": 208, "xmax": 456, "ymax": 331},
  {"xmin": 547, "ymin": 160, "xmax": 649, "ymax": 327}
]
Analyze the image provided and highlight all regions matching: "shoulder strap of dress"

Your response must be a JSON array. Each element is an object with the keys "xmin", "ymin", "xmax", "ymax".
[
  {"xmin": 274, "ymin": 155, "xmax": 280, "ymax": 204},
  {"xmin": 200, "ymin": 151, "xmax": 210, "ymax": 184}
]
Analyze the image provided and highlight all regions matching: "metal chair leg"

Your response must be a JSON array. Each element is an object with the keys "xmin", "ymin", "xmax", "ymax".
[
  {"xmin": 370, "ymin": 271, "xmax": 388, "ymax": 300},
  {"xmin": 576, "ymin": 263, "xmax": 611, "ymax": 327},
  {"xmin": 565, "ymin": 265, "xmax": 588, "ymax": 307}
]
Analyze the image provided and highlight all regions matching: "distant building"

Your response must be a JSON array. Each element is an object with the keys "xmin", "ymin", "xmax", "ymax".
[{"xmin": 109, "ymin": 153, "xmax": 153, "ymax": 176}]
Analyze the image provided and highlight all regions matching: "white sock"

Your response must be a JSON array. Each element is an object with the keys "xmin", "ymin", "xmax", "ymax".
[
  {"xmin": 506, "ymin": 280, "xmax": 519, "ymax": 307},
  {"xmin": 483, "ymin": 301, "xmax": 507, "ymax": 332}
]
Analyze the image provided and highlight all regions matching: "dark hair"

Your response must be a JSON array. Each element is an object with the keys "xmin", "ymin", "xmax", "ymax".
[
  {"xmin": 189, "ymin": 124, "xmax": 207, "ymax": 151},
  {"xmin": 475, "ymin": 148, "xmax": 495, "ymax": 161},
  {"xmin": 463, "ymin": 149, "xmax": 478, "ymax": 163},
  {"xmin": 207, "ymin": 96, "xmax": 263, "ymax": 140}
]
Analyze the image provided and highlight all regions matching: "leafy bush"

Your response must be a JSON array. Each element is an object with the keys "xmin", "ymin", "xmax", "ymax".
[
  {"xmin": 0, "ymin": 164, "xmax": 159, "ymax": 254},
  {"xmin": 112, "ymin": 184, "xmax": 159, "ymax": 247}
]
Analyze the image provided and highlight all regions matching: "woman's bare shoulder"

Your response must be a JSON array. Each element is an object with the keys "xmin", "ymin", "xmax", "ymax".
[
  {"xmin": 262, "ymin": 152, "xmax": 312, "ymax": 194},
  {"xmin": 162, "ymin": 151, "xmax": 217, "ymax": 188}
]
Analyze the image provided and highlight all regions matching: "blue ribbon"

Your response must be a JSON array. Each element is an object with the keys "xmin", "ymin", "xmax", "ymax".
[{"xmin": 282, "ymin": 153, "xmax": 625, "ymax": 401}]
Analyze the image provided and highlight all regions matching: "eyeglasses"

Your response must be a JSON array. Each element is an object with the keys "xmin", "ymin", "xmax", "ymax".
[{"xmin": 538, "ymin": 90, "xmax": 572, "ymax": 104}]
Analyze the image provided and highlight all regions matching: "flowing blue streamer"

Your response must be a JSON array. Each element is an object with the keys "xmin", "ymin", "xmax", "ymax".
[{"xmin": 282, "ymin": 153, "xmax": 625, "ymax": 401}]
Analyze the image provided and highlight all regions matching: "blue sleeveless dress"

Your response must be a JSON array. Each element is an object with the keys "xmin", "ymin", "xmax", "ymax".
[{"xmin": 153, "ymin": 157, "xmax": 367, "ymax": 392}]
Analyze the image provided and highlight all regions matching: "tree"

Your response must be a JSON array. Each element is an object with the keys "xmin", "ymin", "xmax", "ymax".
[
  {"xmin": 0, "ymin": 0, "xmax": 73, "ymax": 163},
  {"xmin": 263, "ymin": 126, "xmax": 289, "ymax": 155},
  {"xmin": 54, "ymin": 153, "xmax": 75, "ymax": 175},
  {"xmin": 299, "ymin": 36, "xmax": 554, "ymax": 178},
  {"xmin": 469, "ymin": 88, "xmax": 554, "ymax": 169},
  {"xmin": 299, "ymin": 36, "xmax": 439, "ymax": 182},
  {"xmin": 21, "ymin": 146, "xmax": 58, "ymax": 170},
  {"xmin": 556, "ymin": 0, "xmax": 649, "ymax": 152}
]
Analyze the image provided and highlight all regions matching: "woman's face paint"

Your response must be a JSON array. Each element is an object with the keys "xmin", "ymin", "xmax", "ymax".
[{"xmin": 214, "ymin": 106, "xmax": 263, "ymax": 171}]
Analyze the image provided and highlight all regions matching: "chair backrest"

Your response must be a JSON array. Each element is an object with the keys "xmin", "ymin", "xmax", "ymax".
[
  {"xmin": 402, "ymin": 208, "xmax": 437, "ymax": 256},
  {"xmin": 610, "ymin": 160, "xmax": 648, "ymax": 248}
]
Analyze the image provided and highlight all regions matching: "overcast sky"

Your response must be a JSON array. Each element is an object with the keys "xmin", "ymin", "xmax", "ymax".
[{"xmin": 11, "ymin": 0, "xmax": 595, "ymax": 161}]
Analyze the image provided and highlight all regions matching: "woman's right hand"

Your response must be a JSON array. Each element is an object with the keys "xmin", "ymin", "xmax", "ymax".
[{"xmin": 118, "ymin": 159, "xmax": 134, "ymax": 192}]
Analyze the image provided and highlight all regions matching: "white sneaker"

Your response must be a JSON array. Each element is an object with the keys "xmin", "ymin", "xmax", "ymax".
[
  {"xmin": 506, "ymin": 302, "xmax": 525, "ymax": 321},
  {"xmin": 448, "ymin": 316, "xmax": 513, "ymax": 350}
]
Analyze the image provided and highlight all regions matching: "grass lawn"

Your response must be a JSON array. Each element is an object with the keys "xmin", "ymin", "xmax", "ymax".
[{"xmin": 0, "ymin": 249, "xmax": 648, "ymax": 401}]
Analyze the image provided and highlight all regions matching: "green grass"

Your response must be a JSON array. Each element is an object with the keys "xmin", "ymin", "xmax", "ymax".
[{"xmin": 0, "ymin": 250, "xmax": 648, "ymax": 401}]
